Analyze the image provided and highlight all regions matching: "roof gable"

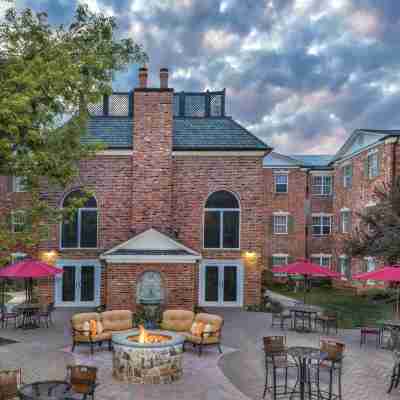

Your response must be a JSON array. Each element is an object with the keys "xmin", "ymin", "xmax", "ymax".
[
  {"xmin": 101, "ymin": 228, "xmax": 201, "ymax": 263},
  {"xmin": 263, "ymin": 152, "xmax": 302, "ymax": 167}
]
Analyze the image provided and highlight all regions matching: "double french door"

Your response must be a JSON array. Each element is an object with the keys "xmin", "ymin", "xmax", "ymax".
[
  {"xmin": 200, "ymin": 261, "xmax": 243, "ymax": 307},
  {"xmin": 55, "ymin": 260, "xmax": 101, "ymax": 307}
]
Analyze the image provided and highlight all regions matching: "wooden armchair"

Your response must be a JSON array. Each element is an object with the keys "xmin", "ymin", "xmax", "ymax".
[
  {"xmin": 66, "ymin": 365, "xmax": 97, "ymax": 400},
  {"xmin": 0, "ymin": 368, "xmax": 23, "ymax": 400}
]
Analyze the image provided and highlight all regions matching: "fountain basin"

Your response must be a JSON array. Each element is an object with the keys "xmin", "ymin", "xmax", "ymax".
[{"xmin": 112, "ymin": 329, "xmax": 185, "ymax": 384}]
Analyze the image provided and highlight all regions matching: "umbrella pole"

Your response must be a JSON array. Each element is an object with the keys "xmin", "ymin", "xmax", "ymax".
[
  {"xmin": 304, "ymin": 275, "xmax": 307, "ymax": 304},
  {"xmin": 397, "ymin": 285, "xmax": 399, "ymax": 319}
]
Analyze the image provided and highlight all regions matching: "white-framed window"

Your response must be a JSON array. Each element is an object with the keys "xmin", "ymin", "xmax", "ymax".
[
  {"xmin": 11, "ymin": 252, "xmax": 27, "ymax": 264},
  {"xmin": 312, "ymin": 214, "xmax": 332, "ymax": 235},
  {"xmin": 273, "ymin": 214, "xmax": 288, "ymax": 234},
  {"xmin": 340, "ymin": 209, "xmax": 351, "ymax": 233},
  {"xmin": 11, "ymin": 210, "xmax": 26, "ymax": 233},
  {"xmin": 311, "ymin": 175, "xmax": 332, "ymax": 196},
  {"xmin": 204, "ymin": 190, "xmax": 240, "ymax": 249},
  {"xmin": 61, "ymin": 190, "xmax": 98, "ymax": 249},
  {"xmin": 343, "ymin": 164, "xmax": 352, "ymax": 188},
  {"xmin": 274, "ymin": 174, "xmax": 288, "ymax": 193},
  {"xmin": 339, "ymin": 255, "xmax": 351, "ymax": 280},
  {"xmin": 364, "ymin": 257, "xmax": 376, "ymax": 272},
  {"xmin": 311, "ymin": 254, "xmax": 332, "ymax": 268},
  {"xmin": 13, "ymin": 176, "xmax": 27, "ymax": 192},
  {"xmin": 367, "ymin": 152, "xmax": 379, "ymax": 178},
  {"xmin": 272, "ymin": 254, "xmax": 289, "ymax": 267}
]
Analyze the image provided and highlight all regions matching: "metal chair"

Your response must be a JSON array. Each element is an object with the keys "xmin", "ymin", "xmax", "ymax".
[
  {"xmin": 0, "ymin": 305, "xmax": 19, "ymax": 329},
  {"xmin": 309, "ymin": 339, "xmax": 344, "ymax": 400},
  {"xmin": 360, "ymin": 321, "xmax": 381, "ymax": 348},
  {"xmin": 37, "ymin": 303, "xmax": 54, "ymax": 328},
  {"xmin": 316, "ymin": 311, "xmax": 339, "ymax": 334},
  {"xmin": 271, "ymin": 304, "xmax": 291, "ymax": 330},
  {"xmin": 0, "ymin": 368, "xmax": 23, "ymax": 400},
  {"xmin": 262, "ymin": 336, "xmax": 296, "ymax": 399},
  {"xmin": 66, "ymin": 365, "xmax": 97, "ymax": 400}
]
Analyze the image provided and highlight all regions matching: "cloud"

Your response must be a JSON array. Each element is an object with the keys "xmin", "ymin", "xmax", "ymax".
[{"xmin": 11, "ymin": 0, "xmax": 400, "ymax": 155}]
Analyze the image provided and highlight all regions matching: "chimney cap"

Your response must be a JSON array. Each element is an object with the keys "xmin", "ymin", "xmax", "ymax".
[
  {"xmin": 160, "ymin": 67, "xmax": 169, "ymax": 72},
  {"xmin": 139, "ymin": 67, "xmax": 148, "ymax": 71}
]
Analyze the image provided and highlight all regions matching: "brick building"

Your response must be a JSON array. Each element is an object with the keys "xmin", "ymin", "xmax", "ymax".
[
  {"xmin": 2, "ymin": 67, "xmax": 400, "ymax": 310},
  {"xmin": 264, "ymin": 129, "xmax": 400, "ymax": 279}
]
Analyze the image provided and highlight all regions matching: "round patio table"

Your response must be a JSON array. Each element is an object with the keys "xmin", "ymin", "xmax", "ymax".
[
  {"xmin": 18, "ymin": 381, "xmax": 72, "ymax": 400},
  {"xmin": 288, "ymin": 346, "xmax": 326, "ymax": 400},
  {"xmin": 289, "ymin": 306, "xmax": 320, "ymax": 332},
  {"xmin": 16, "ymin": 304, "xmax": 41, "ymax": 330}
]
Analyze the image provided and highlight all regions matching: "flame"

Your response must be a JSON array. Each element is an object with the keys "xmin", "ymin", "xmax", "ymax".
[{"xmin": 138, "ymin": 325, "xmax": 148, "ymax": 344}]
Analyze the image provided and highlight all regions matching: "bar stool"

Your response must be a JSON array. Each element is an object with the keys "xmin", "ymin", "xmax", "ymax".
[
  {"xmin": 262, "ymin": 336, "xmax": 297, "ymax": 399},
  {"xmin": 310, "ymin": 339, "xmax": 344, "ymax": 400}
]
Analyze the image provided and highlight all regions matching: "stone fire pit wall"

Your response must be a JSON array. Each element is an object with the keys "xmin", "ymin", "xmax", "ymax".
[{"xmin": 112, "ymin": 330, "xmax": 185, "ymax": 384}]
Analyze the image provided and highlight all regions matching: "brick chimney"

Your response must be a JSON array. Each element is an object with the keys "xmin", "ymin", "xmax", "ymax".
[
  {"xmin": 160, "ymin": 68, "xmax": 169, "ymax": 89},
  {"xmin": 138, "ymin": 67, "xmax": 148, "ymax": 88},
  {"xmin": 132, "ymin": 67, "xmax": 174, "ymax": 234}
]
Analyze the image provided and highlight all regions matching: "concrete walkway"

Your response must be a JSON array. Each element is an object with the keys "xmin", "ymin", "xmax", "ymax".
[{"xmin": 0, "ymin": 308, "xmax": 397, "ymax": 400}]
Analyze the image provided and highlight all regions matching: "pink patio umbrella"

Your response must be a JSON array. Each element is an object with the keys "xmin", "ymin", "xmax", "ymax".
[
  {"xmin": 0, "ymin": 259, "xmax": 63, "ymax": 304},
  {"xmin": 353, "ymin": 265, "xmax": 400, "ymax": 317},
  {"xmin": 272, "ymin": 259, "xmax": 341, "ymax": 303}
]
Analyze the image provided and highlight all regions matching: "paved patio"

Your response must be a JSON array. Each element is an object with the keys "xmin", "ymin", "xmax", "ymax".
[{"xmin": 0, "ymin": 308, "xmax": 397, "ymax": 399}]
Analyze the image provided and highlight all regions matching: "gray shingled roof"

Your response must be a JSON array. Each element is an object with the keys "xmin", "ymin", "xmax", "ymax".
[
  {"xmin": 290, "ymin": 154, "xmax": 333, "ymax": 167},
  {"xmin": 83, "ymin": 116, "xmax": 269, "ymax": 151}
]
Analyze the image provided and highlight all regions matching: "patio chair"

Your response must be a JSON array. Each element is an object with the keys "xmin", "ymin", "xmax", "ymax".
[
  {"xmin": 316, "ymin": 310, "xmax": 339, "ymax": 334},
  {"xmin": 0, "ymin": 368, "xmax": 23, "ymax": 400},
  {"xmin": 0, "ymin": 305, "xmax": 19, "ymax": 329},
  {"xmin": 388, "ymin": 350, "xmax": 400, "ymax": 393},
  {"xmin": 262, "ymin": 336, "xmax": 296, "ymax": 399},
  {"xmin": 66, "ymin": 365, "xmax": 97, "ymax": 400},
  {"xmin": 360, "ymin": 321, "xmax": 382, "ymax": 348},
  {"xmin": 270, "ymin": 303, "xmax": 291, "ymax": 330},
  {"xmin": 37, "ymin": 302, "xmax": 54, "ymax": 328}
]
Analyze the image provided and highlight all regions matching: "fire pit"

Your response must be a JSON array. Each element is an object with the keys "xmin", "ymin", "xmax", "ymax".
[{"xmin": 112, "ymin": 326, "xmax": 185, "ymax": 384}]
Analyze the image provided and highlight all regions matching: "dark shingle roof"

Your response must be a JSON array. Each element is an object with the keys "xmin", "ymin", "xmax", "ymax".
[
  {"xmin": 84, "ymin": 117, "xmax": 133, "ymax": 148},
  {"xmin": 83, "ymin": 116, "xmax": 269, "ymax": 151}
]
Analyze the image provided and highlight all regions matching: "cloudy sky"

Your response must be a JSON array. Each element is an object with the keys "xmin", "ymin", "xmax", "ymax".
[{"xmin": 4, "ymin": 0, "xmax": 400, "ymax": 154}]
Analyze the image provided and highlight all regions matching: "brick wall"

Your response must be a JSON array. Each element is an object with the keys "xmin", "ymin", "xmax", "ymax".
[
  {"xmin": 264, "ymin": 168, "xmax": 307, "ymax": 263},
  {"xmin": 131, "ymin": 89, "xmax": 174, "ymax": 234},
  {"xmin": 106, "ymin": 263, "xmax": 197, "ymax": 311},
  {"xmin": 172, "ymin": 155, "xmax": 266, "ymax": 306}
]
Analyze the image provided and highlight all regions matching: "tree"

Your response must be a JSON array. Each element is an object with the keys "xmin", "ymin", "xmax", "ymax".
[
  {"xmin": 345, "ymin": 177, "xmax": 400, "ymax": 265},
  {"xmin": 0, "ymin": 6, "xmax": 147, "ymax": 264}
]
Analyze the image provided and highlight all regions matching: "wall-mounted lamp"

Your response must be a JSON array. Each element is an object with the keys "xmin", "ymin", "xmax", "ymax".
[{"xmin": 40, "ymin": 250, "xmax": 58, "ymax": 265}]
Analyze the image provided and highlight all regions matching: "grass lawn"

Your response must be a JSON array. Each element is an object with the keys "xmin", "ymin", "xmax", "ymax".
[{"xmin": 270, "ymin": 285, "xmax": 394, "ymax": 329}]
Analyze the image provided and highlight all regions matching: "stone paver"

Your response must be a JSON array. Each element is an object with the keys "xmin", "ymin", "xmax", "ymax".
[{"xmin": 0, "ymin": 308, "xmax": 397, "ymax": 400}]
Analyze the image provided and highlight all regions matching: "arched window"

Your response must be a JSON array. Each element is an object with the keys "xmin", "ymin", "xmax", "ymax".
[
  {"xmin": 204, "ymin": 190, "xmax": 240, "ymax": 249},
  {"xmin": 61, "ymin": 191, "xmax": 98, "ymax": 248}
]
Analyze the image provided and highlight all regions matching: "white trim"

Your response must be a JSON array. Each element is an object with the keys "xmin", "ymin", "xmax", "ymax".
[
  {"xmin": 199, "ymin": 259, "xmax": 244, "ymax": 307},
  {"xmin": 97, "ymin": 150, "xmax": 132, "ymax": 156},
  {"xmin": 365, "ymin": 201, "xmax": 377, "ymax": 208},
  {"xmin": 367, "ymin": 148, "xmax": 379, "ymax": 155},
  {"xmin": 309, "ymin": 171, "xmax": 334, "ymax": 176},
  {"xmin": 272, "ymin": 211, "xmax": 290, "ymax": 216},
  {"xmin": 310, "ymin": 253, "xmax": 332, "ymax": 258},
  {"xmin": 55, "ymin": 259, "xmax": 101, "ymax": 307},
  {"xmin": 102, "ymin": 255, "xmax": 199, "ymax": 264},
  {"xmin": 173, "ymin": 151, "xmax": 266, "ymax": 157},
  {"xmin": 272, "ymin": 214, "xmax": 288, "ymax": 235},
  {"xmin": 339, "ymin": 254, "xmax": 348, "ymax": 259},
  {"xmin": 340, "ymin": 207, "xmax": 350, "ymax": 212},
  {"xmin": 340, "ymin": 209, "xmax": 351, "ymax": 233},
  {"xmin": 11, "ymin": 210, "xmax": 26, "ymax": 233},
  {"xmin": 334, "ymin": 141, "xmax": 382, "ymax": 164},
  {"xmin": 264, "ymin": 166, "xmax": 299, "ymax": 169},
  {"xmin": 311, "ymin": 213, "xmax": 333, "ymax": 217},
  {"xmin": 272, "ymin": 170, "xmax": 290, "ymax": 174},
  {"xmin": 272, "ymin": 253, "xmax": 289, "ymax": 257}
]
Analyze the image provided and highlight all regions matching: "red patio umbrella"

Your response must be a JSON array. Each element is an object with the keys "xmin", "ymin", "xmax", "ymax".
[
  {"xmin": 353, "ymin": 265, "xmax": 400, "ymax": 317},
  {"xmin": 0, "ymin": 259, "xmax": 62, "ymax": 304},
  {"xmin": 272, "ymin": 259, "xmax": 341, "ymax": 303}
]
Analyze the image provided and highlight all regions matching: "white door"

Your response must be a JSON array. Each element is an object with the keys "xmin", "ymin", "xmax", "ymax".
[
  {"xmin": 200, "ymin": 261, "xmax": 243, "ymax": 307},
  {"xmin": 55, "ymin": 260, "xmax": 101, "ymax": 307}
]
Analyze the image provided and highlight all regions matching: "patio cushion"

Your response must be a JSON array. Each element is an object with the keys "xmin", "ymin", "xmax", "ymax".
[
  {"xmin": 160, "ymin": 310, "xmax": 194, "ymax": 332},
  {"xmin": 194, "ymin": 313, "xmax": 223, "ymax": 336},
  {"xmin": 101, "ymin": 310, "xmax": 133, "ymax": 332},
  {"xmin": 72, "ymin": 313, "xmax": 100, "ymax": 331}
]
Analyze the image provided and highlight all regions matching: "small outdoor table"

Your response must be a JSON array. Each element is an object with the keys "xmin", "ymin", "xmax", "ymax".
[
  {"xmin": 16, "ymin": 304, "xmax": 41, "ymax": 330},
  {"xmin": 288, "ymin": 346, "xmax": 326, "ymax": 400},
  {"xmin": 289, "ymin": 306, "xmax": 319, "ymax": 332},
  {"xmin": 18, "ymin": 381, "xmax": 73, "ymax": 400}
]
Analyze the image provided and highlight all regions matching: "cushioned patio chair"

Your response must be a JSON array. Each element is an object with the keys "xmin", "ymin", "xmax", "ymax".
[
  {"xmin": 66, "ymin": 365, "xmax": 97, "ymax": 400},
  {"xmin": 0, "ymin": 305, "xmax": 19, "ymax": 329},
  {"xmin": 0, "ymin": 368, "xmax": 23, "ymax": 400}
]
